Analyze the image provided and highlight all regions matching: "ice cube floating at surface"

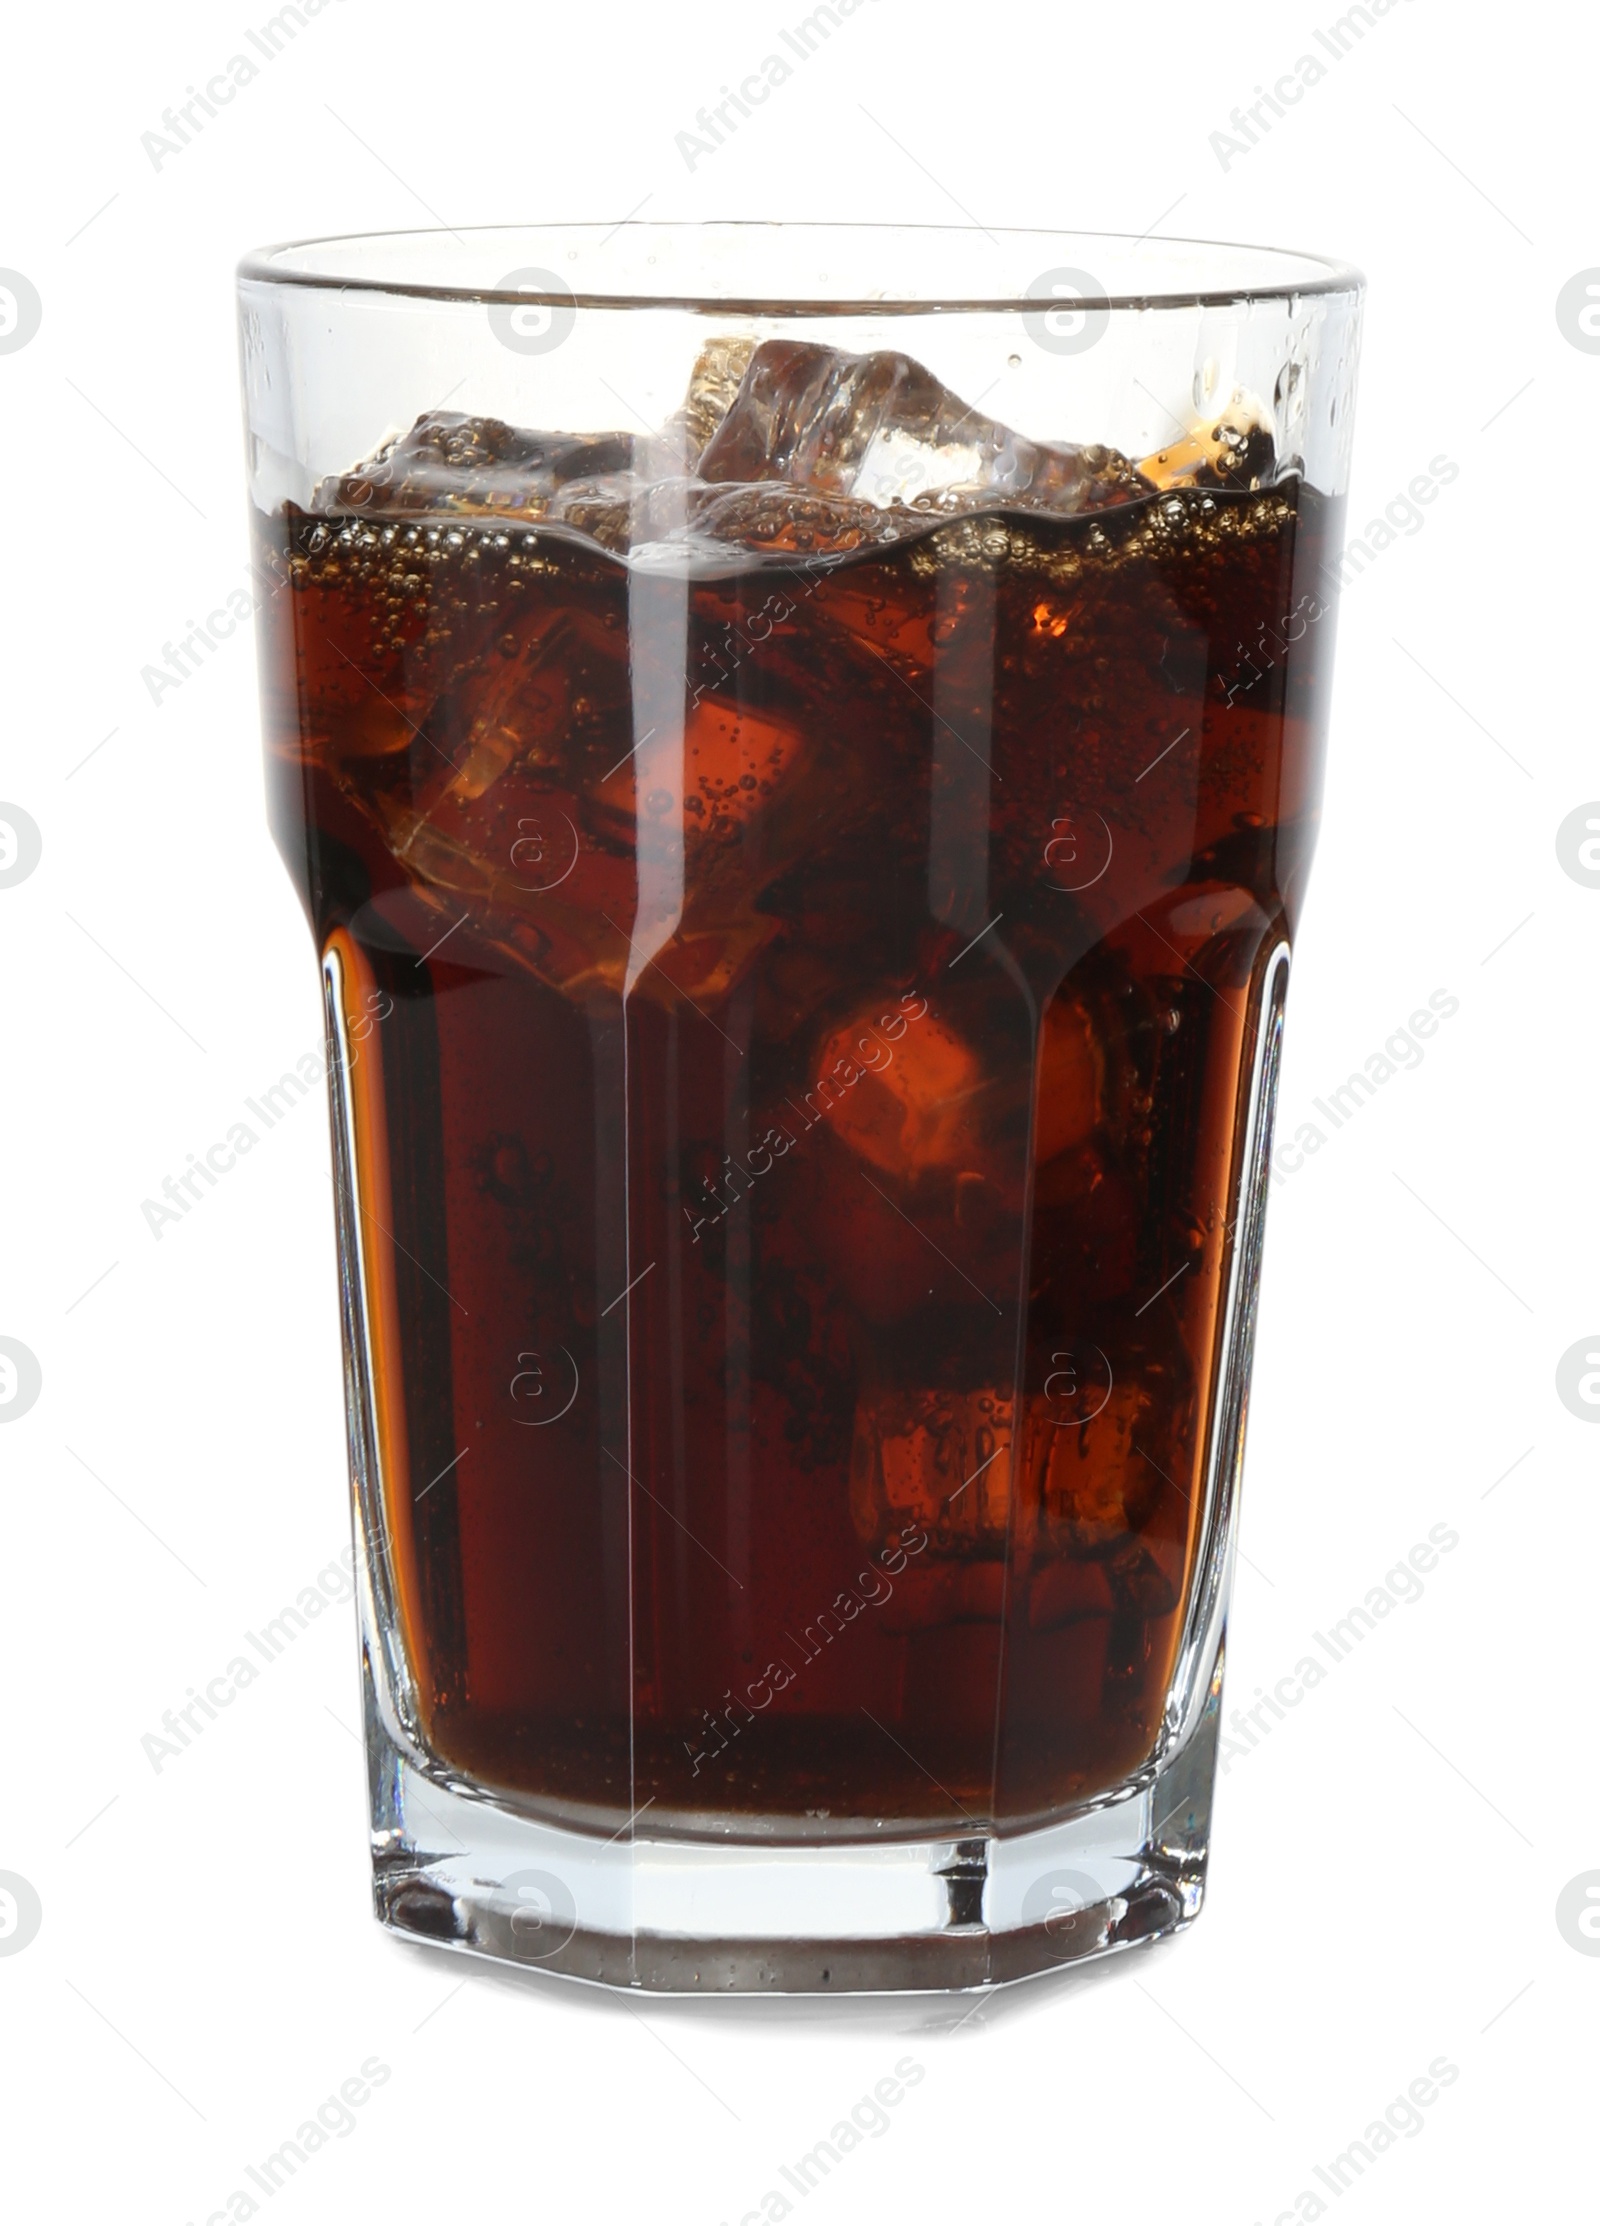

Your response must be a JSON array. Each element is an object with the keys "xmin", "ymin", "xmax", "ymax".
[{"xmin": 319, "ymin": 337, "xmax": 1279, "ymax": 561}]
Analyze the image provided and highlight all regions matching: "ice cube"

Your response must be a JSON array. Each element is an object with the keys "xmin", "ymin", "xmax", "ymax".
[
  {"xmin": 814, "ymin": 999, "xmax": 991, "ymax": 1178},
  {"xmin": 551, "ymin": 471, "xmax": 753, "ymax": 555},
  {"xmin": 848, "ymin": 1385, "xmax": 1014, "ymax": 1553},
  {"xmin": 544, "ymin": 471, "xmax": 642, "ymax": 552},
  {"xmin": 373, "ymin": 775, "xmax": 776, "ymax": 1010},
  {"xmin": 1026, "ymin": 1545, "xmax": 1180, "ymax": 1634},
  {"xmin": 591, "ymin": 696, "xmax": 807, "ymax": 848},
  {"xmin": 1022, "ymin": 1378, "xmax": 1157, "ymax": 1553},
  {"xmin": 845, "ymin": 1370, "xmax": 1186, "ymax": 1637},
  {"xmin": 1033, "ymin": 992, "xmax": 1104, "ymax": 1165},
  {"xmin": 547, "ymin": 473, "xmax": 912, "ymax": 560},
  {"xmin": 672, "ymin": 335, "xmax": 758, "ymax": 463},
  {"xmin": 698, "ymin": 340, "xmax": 1152, "ymax": 518},
  {"xmin": 378, "ymin": 687, "xmax": 793, "ymax": 1012},
  {"xmin": 321, "ymin": 412, "xmax": 636, "ymax": 521},
  {"xmin": 436, "ymin": 604, "xmax": 629, "ymax": 801},
  {"xmin": 1136, "ymin": 391, "xmax": 1276, "ymax": 491},
  {"xmin": 685, "ymin": 483, "xmax": 911, "ymax": 556}
]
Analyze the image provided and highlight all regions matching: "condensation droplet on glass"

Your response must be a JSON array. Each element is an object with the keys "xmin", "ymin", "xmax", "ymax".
[{"xmin": 1007, "ymin": 353, "xmax": 1021, "ymax": 370}]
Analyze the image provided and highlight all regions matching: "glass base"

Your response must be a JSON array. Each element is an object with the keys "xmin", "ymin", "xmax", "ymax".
[{"xmin": 366, "ymin": 1647, "xmax": 1222, "ymax": 1995}]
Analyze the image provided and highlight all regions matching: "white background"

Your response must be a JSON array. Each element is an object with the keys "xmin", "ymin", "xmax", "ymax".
[{"xmin": 2, "ymin": 1, "xmax": 1592, "ymax": 2219}]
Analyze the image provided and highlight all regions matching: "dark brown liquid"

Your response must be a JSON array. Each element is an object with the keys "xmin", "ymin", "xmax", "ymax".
[{"xmin": 254, "ymin": 477, "xmax": 1336, "ymax": 1837}]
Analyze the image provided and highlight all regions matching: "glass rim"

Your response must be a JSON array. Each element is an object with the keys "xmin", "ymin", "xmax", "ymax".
[{"xmin": 237, "ymin": 220, "xmax": 1365, "ymax": 316}]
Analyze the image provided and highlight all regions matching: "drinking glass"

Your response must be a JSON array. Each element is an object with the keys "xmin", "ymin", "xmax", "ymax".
[{"xmin": 238, "ymin": 223, "xmax": 1362, "ymax": 1991}]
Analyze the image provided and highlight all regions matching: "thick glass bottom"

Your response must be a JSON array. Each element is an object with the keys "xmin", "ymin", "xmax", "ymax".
[{"xmin": 366, "ymin": 1645, "xmax": 1222, "ymax": 1994}]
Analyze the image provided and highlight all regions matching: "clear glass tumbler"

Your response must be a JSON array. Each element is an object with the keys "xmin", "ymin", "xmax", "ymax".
[{"xmin": 238, "ymin": 224, "xmax": 1362, "ymax": 1991}]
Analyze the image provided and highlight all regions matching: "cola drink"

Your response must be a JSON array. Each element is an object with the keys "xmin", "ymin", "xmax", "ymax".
[{"xmin": 253, "ymin": 338, "xmax": 1338, "ymax": 1837}]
